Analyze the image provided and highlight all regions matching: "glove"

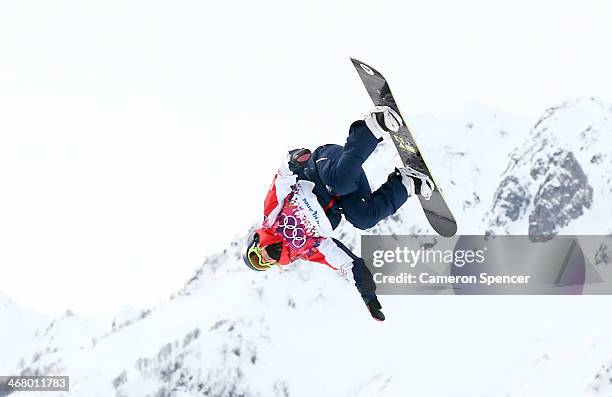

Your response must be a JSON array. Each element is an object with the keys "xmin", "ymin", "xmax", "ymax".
[
  {"xmin": 387, "ymin": 167, "xmax": 401, "ymax": 182},
  {"xmin": 366, "ymin": 297, "xmax": 385, "ymax": 322}
]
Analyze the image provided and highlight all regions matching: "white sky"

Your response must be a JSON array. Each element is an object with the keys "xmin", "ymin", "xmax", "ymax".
[{"xmin": 1, "ymin": 0, "xmax": 611, "ymax": 316}]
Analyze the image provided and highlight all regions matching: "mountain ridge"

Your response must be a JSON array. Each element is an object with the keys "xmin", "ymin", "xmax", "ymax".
[{"xmin": 2, "ymin": 98, "xmax": 612, "ymax": 396}]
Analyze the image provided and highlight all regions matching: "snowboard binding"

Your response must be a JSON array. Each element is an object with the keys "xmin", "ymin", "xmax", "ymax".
[
  {"xmin": 398, "ymin": 166, "xmax": 435, "ymax": 200},
  {"xmin": 364, "ymin": 105, "xmax": 402, "ymax": 139}
]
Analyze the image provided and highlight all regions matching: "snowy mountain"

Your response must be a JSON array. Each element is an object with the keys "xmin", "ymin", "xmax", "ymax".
[
  {"xmin": 409, "ymin": 102, "xmax": 532, "ymax": 234},
  {"xmin": 2, "ymin": 99, "xmax": 612, "ymax": 397},
  {"xmin": 486, "ymin": 97, "xmax": 612, "ymax": 237}
]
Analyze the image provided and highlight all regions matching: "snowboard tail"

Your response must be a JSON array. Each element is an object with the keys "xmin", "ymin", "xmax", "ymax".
[{"xmin": 350, "ymin": 58, "xmax": 457, "ymax": 237}]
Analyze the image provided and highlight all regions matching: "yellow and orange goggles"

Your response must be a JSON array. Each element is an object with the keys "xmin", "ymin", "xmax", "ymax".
[{"xmin": 247, "ymin": 244, "xmax": 275, "ymax": 270}]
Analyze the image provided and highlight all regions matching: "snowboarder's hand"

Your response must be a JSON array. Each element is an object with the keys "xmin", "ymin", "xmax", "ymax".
[{"xmin": 367, "ymin": 297, "xmax": 385, "ymax": 322}]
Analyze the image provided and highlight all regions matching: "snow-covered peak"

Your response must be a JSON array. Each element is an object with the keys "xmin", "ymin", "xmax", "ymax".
[
  {"xmin": 486, "ymin": 96, "xmax": 612, "ymax": 237},
  {"xmin": 32, "ymin": 309, "xmax": 105, "ymax": 349}
]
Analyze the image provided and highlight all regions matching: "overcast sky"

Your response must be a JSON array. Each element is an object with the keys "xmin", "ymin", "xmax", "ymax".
[{"xmin": 1, "ymin": 0, "xmax": 611, "ymax": 316}]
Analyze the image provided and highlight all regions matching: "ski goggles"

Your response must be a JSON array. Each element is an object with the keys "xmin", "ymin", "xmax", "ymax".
[{"xmin": 247, "ymin": 244, "xmax": 275, "ymax": 270}]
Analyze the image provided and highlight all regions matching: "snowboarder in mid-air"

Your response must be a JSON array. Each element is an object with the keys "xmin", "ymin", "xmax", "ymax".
[{"xmin": 242, "ymin": 107, "xmax": 435, "ymax": 321}]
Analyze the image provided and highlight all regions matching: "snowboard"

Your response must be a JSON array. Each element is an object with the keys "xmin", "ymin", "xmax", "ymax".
[{"xmin": 350, "ymin": 58, "xmax": 457, "ymax": 237}]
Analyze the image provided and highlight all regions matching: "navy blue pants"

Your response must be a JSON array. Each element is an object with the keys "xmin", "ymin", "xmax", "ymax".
[{"xmin": 315, "ymin": 120, "xmax": 408, "ymax": 229}]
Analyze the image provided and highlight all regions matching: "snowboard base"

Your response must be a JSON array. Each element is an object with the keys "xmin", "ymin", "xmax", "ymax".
[{"xmin": 351, "ymin": 58, "xmax": 457, "ymax": 237}]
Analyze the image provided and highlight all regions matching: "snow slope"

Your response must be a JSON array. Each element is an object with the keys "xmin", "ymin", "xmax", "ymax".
[
  {"xmin": 2, "ymin": 99, "xmax": 612, "ymax": 397},
  {"xmin": 0, "ymin": 292, "xmax": 48, "ymax": 374}
]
